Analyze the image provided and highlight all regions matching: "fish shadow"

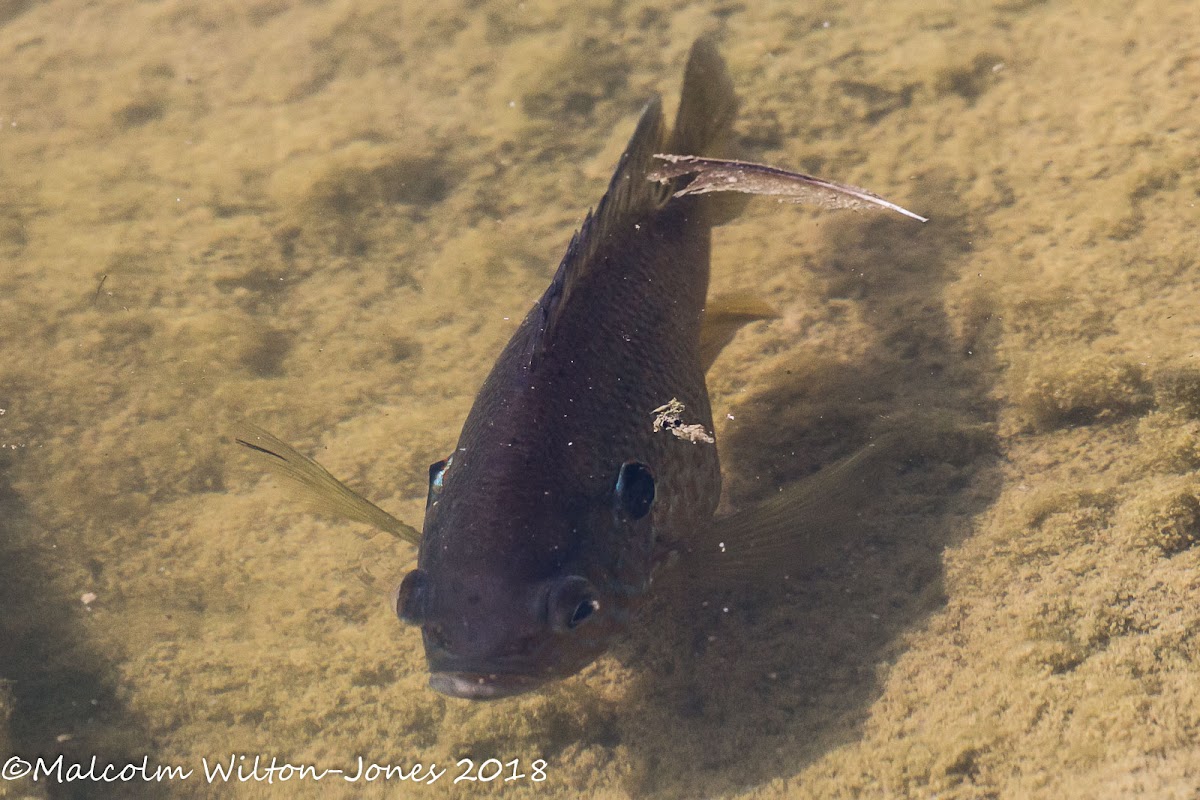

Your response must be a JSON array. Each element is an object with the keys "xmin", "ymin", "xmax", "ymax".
[
  {"xmin": 608, "ymin": 194, "xmax": 1005, "ymax": 797},
  {"xmin": 0, "ymin": 455, "xmax": 167, "ymax": 800}
]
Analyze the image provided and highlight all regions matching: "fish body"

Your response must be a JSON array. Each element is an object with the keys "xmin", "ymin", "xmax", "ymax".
[
  {"xmin": 235, "ymin": 39, "xmax": 925, "ymax": 702},
  {"xmin": 395, "ymin": 40, "xmax": 738, "ymax": 699}
]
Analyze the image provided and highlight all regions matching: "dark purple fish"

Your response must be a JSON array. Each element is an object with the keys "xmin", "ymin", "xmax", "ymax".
[
  {"xmin": 393, "ymin": 38, "xmax": 739, "ymax": 699},
  {"xmin": 236, "ymin": 38, "xmax": 922, "ymax": 701}
]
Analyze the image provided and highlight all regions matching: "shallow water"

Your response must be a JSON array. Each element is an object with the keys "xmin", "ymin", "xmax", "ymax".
[{"xmin": 2, "ymin": 0, "xmax": 1199, "ymax": 797}]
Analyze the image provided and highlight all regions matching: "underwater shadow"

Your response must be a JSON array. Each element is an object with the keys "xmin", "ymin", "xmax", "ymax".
[
  {"xmin": 0, "ymin": 455, "xmax": 167, "ymax": 800},
  {"xmin": 612, "ymin": 192, "xmax": 1005, "ymax": 797}
]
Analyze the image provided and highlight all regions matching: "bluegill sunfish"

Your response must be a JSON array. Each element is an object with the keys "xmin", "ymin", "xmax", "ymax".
[{"xmin": 236, "ymin": 38, "xmax": 923, "ymax": 700}]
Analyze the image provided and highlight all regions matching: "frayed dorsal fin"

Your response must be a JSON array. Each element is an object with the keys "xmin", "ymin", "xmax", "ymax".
[
  {"xmin": 530, "ymin": 98, "xmax": 670, "ymax": 369},
  {"xmin": 530, "ymin": 38, "xmax": 740, "ymax": 369},
  {"xmin": 648, "ymin": 155, "xmax": 929, "ymax": 222}
]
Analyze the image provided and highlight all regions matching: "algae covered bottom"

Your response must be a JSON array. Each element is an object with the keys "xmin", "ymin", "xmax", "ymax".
[{"xmin": 1, "ymin": 0, "xmax": 1199, "ymax": 798}]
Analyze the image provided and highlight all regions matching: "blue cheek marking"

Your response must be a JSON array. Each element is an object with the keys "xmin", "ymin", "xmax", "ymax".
[
  {"xmin": 433, "ymin": 456, "xmax": 452, "ymax": 491},
  {"xmin": 427, "ymin": 455, "xmax": 453, "ymax": 508}
]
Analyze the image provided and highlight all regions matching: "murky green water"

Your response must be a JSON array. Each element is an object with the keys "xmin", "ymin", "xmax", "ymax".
[{"xmin": 2, "ymin": 1, "xmax": 1199, "ymax": 797}]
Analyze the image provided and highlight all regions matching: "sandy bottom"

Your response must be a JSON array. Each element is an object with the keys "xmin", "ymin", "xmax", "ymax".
[{"xmin": 2, "ymin": 0, "xmax": 1199, "ymax": 797}]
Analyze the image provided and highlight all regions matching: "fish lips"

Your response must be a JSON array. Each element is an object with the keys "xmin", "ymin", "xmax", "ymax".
[
  {"xmin": 421, "ymin": 637, "xmax": 562, "ymax": 701},
  {"xmin": 422, "ymin": 623, "xmax": 614, "ymax": 701},
  {"xmin": 427, "ymin": 670, "xmax": 548, "ymax": 701}
]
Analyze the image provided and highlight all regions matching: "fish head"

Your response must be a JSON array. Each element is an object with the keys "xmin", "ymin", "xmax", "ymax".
[
  {"xmin": 391, "ymin": 567, "xmax": 621, "ymax": 700},
  {"xmin": 392, "ymin": 455, "xmax": 659, "ymax": 700}
]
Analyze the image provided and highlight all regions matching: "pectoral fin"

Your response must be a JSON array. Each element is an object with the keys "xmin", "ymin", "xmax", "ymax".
[
  {"xmin": 699, "ymin": 291, "xmax": 780, "ymax": 373},
  {"xmin": 683, "ymin": 434, "xmax": 901, "ymax": 585},
  {"xmin": 233, "ymin": 421, "xmax": 421, "ymax": 546}
]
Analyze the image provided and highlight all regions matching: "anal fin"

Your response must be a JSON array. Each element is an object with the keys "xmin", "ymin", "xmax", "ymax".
[{"xmin": 699, "ymin": 291, "xmax": 780, "ymax": 373}]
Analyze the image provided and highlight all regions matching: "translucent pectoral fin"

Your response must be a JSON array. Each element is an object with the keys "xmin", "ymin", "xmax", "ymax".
[
  {"xmin": 649, "ymin": 154, "xmax": 928, "ymax": 222},
  {"xmin": 233, "ymin": 421, "xmax": 421, "ymax": 546},
  {"xmin": 685, "ymin": 433, "xmax": 903, "ymax": 585}
]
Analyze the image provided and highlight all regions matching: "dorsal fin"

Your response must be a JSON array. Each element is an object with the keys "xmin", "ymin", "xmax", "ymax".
[
  {"xmin": 529, "ymin": 38, "xmax": 739, "ymax": 369},
  {"xmin": 529, "ymin": 99, "xmax": 670, "ymax": 370}
]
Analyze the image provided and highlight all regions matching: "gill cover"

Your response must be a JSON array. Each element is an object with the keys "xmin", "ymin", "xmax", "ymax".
[
  {"xmin": 538, "ymin": 461, "xmax": 656, "ymax": 640},
  {"xmin": 394, "ymin": 457, "xmax": 456, "ymax": 625},
  {"xmin": 614, "ymin": 460, "xmax": 655, "ymax": 521},
  {"xmin": 393, "ymin": 569, "xmax": 426, "ymax": 624}
]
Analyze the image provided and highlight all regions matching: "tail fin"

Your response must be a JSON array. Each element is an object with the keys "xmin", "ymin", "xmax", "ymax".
[
  {"xmin": 670, "ymin": 37, "xmax": 738, "ymax": 156},
  {"xmin": 531, "ymin": 38, "xmax": 741, "ymax": 363},
  {"xmin": 668, "ymin": 37, "xmax": 744, "ymax": 223}
]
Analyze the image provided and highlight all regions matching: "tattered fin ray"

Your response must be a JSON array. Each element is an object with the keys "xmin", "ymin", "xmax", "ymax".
[
  {"xmin": 683, "ymin": 433, "xmax": 904, "ymax": 585},
  {"xmin": 647, "ymin": 154, "xmax": 929, "ymax": 223},
  {"xmin": 233, "ymin": 421, "xmax": 421, "ymax": 546},
  {"xmin": 699, "ymin": 291, "xmax": 780, "ymax": 373}
]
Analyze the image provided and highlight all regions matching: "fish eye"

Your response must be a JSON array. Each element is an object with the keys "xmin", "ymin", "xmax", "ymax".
[
  {"xmin": 614, "ymin": 461, "xmax": 655, "ymax": 521},
  {"xmin": 546, "ymin": 575, "xmax": 599, "ymax": 633},
  {"xmin": 569, "ymin": 597, "xmax": 596, "ymax": 627},
  {"xmin": 393, "ymin": 569, "xmax": 427, "ymax": 625}
]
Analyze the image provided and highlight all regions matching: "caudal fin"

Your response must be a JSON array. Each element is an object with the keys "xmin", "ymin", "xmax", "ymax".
[
  {"xmin": 668, "ymin": 38, "xmax": 746, "ymax": 225},
  {"xmin": 670, "ymin": 37, "xmax": 738, "ymax": 158},
  {"xmin": 531, "ymin": 37, "xmax": 742, "ymax": 364}
]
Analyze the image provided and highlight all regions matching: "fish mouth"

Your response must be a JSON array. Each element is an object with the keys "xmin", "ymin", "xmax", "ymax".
[{"xmin": 428, "ymin": 671, "xmax": 546, "ymax": 700}]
